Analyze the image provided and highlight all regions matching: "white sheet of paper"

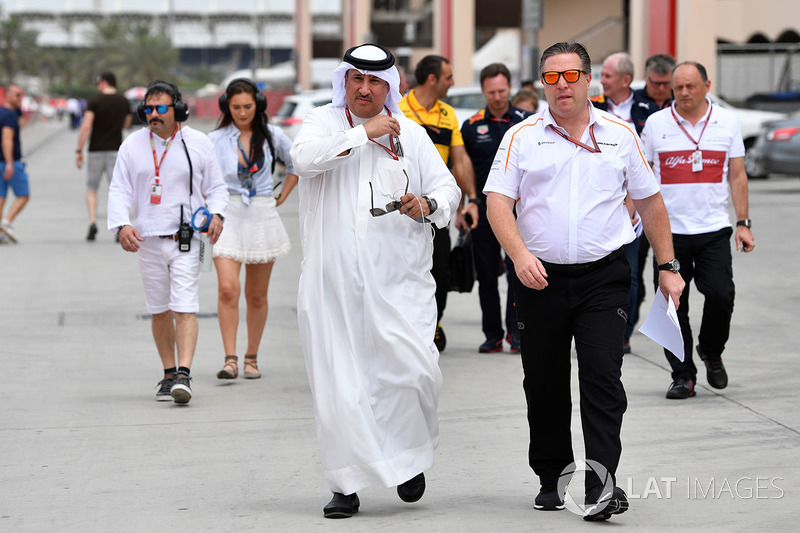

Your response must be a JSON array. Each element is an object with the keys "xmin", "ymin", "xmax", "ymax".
[{"xmin": 638, "ymin": 290, "xmax": 685, "ymax": 361}]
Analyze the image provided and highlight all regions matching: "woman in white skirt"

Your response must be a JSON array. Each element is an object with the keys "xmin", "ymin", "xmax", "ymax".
[{"xmin": 208, "ymin": 79, "xmax": 298, "ymax": 379}]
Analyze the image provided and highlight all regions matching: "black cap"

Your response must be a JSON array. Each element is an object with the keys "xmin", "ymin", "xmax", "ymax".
[{"xmin": 343, "ymin": 44, "xmax": 395, "ymax": 71}]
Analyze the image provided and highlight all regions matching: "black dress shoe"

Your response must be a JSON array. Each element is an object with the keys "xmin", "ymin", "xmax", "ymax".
[
  {"xmin": 323, "ymin": 492, "xmax": 359, "ymax": 518},
  {"xmin": 397, "ymin": 473, "xmax": 426, "ymax": 503},
  {"xmin": 666, "ymin": 378, "xmax": 696, "ymax": 399},
  {"xmin": 584, "ymin": 486, "xmax": 629, "ymax": 521},
  {"xmin": 698, "ymin": 344, "xmax": 728, "ymax": 389}
]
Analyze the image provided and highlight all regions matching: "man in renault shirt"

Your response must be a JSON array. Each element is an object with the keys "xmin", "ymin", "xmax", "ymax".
[
  {"xmin": 399, "ymin": 54, "xmax": 479, "ymax": 352},
  {"xmin": 641, "ymin": 61, "xmax": 755, "ymax": 400},
  {"xmin": 485, "ymin": 41, "xmax": 684, "ymax": 522}
]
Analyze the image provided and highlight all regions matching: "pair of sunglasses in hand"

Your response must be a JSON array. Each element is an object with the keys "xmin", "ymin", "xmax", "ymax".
[{"xmin": 369, "ymin": 169, "xmax": 409, "ymax": 217}]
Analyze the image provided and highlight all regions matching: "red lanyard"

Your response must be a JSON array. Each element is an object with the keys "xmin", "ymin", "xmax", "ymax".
[
  {"xmin": 345, "ymin": 106, "xmax": 399, "ymax": 161},
  {"xmin": 149, "ymin": 127, "xmax": 179, "ymax": 183},
  {"xmin": 671, "ymin": 104, "xmax": 712, "ymax": 149},
  {"xmin": 548, "ymin": 123, "xmax": 601, "ymax": 153}
]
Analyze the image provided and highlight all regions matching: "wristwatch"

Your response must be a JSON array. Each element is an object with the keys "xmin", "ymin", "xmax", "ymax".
[
  {"xmin": 657, "ymin": 259, "xmax": 680, "ymax": 273},
  {"xmin": 736, "ymin": 219, "xmax": 751, "ymax": 228},
  {"xmin": 215, "ymin": 213, "xmax": 225, "ymax": 222},
  {"xmin": 423, "ymin": 196, "xmax": 438, "ymax": 214},
  {"xmin": 468, "ymin": 197, "xmax": 480, "ymax": 205}
]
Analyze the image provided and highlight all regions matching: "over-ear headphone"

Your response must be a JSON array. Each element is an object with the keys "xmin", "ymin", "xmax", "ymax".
[
  {"xmin": 137, "ymin": 81, "xmax": 190, "ymax": 123},
  {"xmin": 218, "ymin": 78, "xmax": 267, "ymax": 116}
]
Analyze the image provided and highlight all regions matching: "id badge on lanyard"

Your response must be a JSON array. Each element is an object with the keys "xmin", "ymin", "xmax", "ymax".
[
  {"xmin": 149, "ymin": 128, "xmax": 178, "ymax": 205},
  {"xmin": 150, "ymin": 182, "xmax": 162, "ymax": 204},
  {"xmin": 691, "ymin": 150, "xmax": 703, "ymax": 173}
]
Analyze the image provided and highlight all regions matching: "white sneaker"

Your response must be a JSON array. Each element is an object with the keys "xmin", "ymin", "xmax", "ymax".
[{"xmin": 0, "ymin": 221, "xmax": 17, "ymax": 243}]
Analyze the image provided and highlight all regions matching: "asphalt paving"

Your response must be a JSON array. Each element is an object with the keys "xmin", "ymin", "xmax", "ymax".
[{"xmin": 1, "ymin": 118, "xmax": 798, "ymax": 532}]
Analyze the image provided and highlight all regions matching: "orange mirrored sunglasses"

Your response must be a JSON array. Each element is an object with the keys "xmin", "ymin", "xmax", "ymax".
[{"xmin": 541, "ymin": 69, "xmax": 584, "ymax": 85}]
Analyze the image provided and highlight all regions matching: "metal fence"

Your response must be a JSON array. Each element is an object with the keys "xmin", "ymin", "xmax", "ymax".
[{"xmin": 718, "ymin": 43, "xmax": 800, "ymax": 109}]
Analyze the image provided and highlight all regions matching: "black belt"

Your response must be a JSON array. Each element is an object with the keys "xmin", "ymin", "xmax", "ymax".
[
  {"xmin": 159, "ymin": 233, "xmax": 179, "ymax": 241},
  {"xmin": 539, "ymin": 247, "xmax": 624, "ymax": 276}
]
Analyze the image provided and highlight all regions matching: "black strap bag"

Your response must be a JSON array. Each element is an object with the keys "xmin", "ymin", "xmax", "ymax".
[{"xmin": 449, "ymin": 228, "xmax": 476, "ymax": 293}]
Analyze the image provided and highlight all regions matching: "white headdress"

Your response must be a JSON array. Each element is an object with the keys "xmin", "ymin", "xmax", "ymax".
[{"xmin": 331, "ymin": 44, "xmax": 402, "ymax": 116}]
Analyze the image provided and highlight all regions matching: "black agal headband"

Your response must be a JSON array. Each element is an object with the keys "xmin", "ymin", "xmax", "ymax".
[{"xmin": 343, "ymin": 44, "xmax": 396, "ymax": 71}]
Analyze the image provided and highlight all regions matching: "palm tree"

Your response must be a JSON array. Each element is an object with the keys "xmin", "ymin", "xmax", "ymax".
[
  {"xmin": 0, "ymin": 15, "xmax": 40, "ymax": 83},
  {"xmin": 122, "ymin": 24, "xmax": 179, "ymax": 86}
]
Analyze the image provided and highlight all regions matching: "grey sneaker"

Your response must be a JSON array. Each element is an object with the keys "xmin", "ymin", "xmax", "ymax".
[
  {"xmin": 170, "ymin": 375, "xmax": 192, "ymax": 404},
  {"xmin": 155, "ymin": 377, "xmax": 174, "ymax": 401},
  {"xmin": 0, "ymin": 221, "xmax": 17, "ymax": 243}
]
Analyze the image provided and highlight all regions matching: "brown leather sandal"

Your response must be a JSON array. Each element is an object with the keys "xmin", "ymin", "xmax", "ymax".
[
  {"xmin": 216, "ymin": 355, "xmax": 238, "ymax": 379},
  {"xmin": 244, "ymin": 354, "xmax": 261, "ymax": 379}
]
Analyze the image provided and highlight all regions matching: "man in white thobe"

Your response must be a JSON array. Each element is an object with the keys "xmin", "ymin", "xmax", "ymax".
[{"xmin": 291, "ymin": 44, "xmax": 461, "ymax": 519}]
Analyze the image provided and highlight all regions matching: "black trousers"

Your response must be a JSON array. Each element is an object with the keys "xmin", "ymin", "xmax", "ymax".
[
  {"xmin": 654, "ymin": 228, "xmax": 736, "ymax": 381},
  {"xmin": 512, "ymin": 253, "xmax": 629, "ymax": 492},
  {"xmin": 472, "ymin": 200, "xmax": 517, "ymax": 341},
  {"xmin": 431, "ymin": 225, "xmax": 450, "ymax": 322}
]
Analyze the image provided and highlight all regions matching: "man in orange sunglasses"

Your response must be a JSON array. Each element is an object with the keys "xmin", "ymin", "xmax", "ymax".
[{"xmin": 485, "ymin": 41, "xmax": 683, "ymax": 522}]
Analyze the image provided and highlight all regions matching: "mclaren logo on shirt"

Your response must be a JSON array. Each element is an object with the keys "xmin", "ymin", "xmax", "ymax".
[{"xmin": 597, "ymin": 141, "xmax": 618, "ymax": 147}]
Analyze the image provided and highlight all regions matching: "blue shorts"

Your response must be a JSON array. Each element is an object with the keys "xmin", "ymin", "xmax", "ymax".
[{"xmin": 0, "ymin": 161, "xmax": 29, "ymax": 198}]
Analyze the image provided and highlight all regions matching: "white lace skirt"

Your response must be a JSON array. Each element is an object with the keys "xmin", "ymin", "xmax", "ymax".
[{"xmin": 213, "ymin": 195, "xmax": 291, "ymax": 264}]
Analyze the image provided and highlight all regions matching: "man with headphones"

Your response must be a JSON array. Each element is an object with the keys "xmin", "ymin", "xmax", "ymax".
[{"xmin": 108, "ymin": 80, "xmax": 229, "ymax": 404}]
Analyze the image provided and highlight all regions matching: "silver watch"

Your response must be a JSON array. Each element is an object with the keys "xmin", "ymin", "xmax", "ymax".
[{"xmin": 423, "ymin": 196, "xmax": 437, "ymax": 214}]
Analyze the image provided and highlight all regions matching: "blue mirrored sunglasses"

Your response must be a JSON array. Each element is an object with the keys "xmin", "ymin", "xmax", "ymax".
[{"xmin": 142, "ymin": 104, "xmax": 174, "ymax": 114}]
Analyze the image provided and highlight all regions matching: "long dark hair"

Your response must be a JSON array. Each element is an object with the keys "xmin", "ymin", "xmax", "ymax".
[{"xmin": 216, "ymin": 80, "xmax": 274, "ymax": 171}]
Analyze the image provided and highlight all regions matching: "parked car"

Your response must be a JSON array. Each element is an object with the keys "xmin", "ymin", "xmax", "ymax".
[
  {"xmin": 272, "ymin": 89, "xmax": 333, "ymax": 139},
  {"xmin": 714, "ymin": 95, "xmax": 786, "ymax": 179},
  {"xmin": 441, "ymin": 86, "xmax": 487, "ymax": 125},
  {"xmin": 749, "ymin": 112, "xmax": 800, "ymax": 178}
]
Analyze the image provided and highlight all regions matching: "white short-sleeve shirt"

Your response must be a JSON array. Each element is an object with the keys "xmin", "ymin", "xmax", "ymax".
[
  {"xmin": 484, "ymin": 103, "xmax": 660, "ymax": 265},
  {"xmin": 641, "ymin": 98, "xmax": 745, "ymax": 235}
]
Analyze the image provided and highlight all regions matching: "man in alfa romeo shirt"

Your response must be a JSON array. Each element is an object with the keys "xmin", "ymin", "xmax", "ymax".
[{"xmin": 641, "ymin": 61, "xmax": 755, "ymax": 400}]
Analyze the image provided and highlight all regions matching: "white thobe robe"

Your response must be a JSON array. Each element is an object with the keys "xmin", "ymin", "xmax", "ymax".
[{"xmin": 291, "ymin": 104, "xmax": 461, "ymax": 494}]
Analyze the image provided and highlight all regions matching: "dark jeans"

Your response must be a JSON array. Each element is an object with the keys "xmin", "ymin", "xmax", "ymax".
[
  {"xmin": 654, "ymin": 228, "xmax": 736, "ymax": 381},
  {"xmin": 512, "ymin": 253, "xmax": 629, "ymax": 492},
  {"xmin": 472, "ymin": 201, "xmax": 517, "ymax": 341},
  {"xmin": 431, "ymin": 224, "xmax": 450, "ymax": 322}
]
